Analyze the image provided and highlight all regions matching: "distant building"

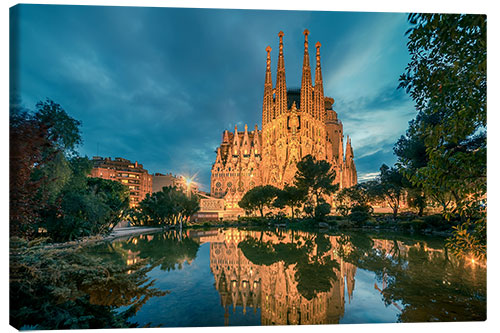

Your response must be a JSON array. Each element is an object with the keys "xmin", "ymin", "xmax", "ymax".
[
  {"xmin": 90, "ymin": 156, "xmax": 153, "ymax": 207},
  {"xmin": 152, "ymin": 172, "xmax": 199, "ymax": 194}
]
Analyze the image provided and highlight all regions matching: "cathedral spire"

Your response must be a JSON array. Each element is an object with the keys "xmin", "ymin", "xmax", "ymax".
[
  {"xmin": 300, "ymin": 29, "xmax": 313, "ymax": 116},
  {"xmin": 215, "ymin": 147, "xmax": 223, "ymax": 164},
  {"xmin": 314, "ymin": 41, "xmax": 325, "ymax": 121},
  {"xmin": 345, "ymin": 135, "xmax": 353, "ymax": 160},
  {"xmin": 275, "ymin": 31, "xmax": 288, "ymax": 117},
  {"xmin": 232, "ymin": 125, "xmax": 240, "ymax": 155},
  {"xmin": 242, "ymin": 124, "xmax": 250, "ymax": 155},
  {"xmin": 262, "ymin": 46, "xmax": 273, "ymax": 125},
  {"xmin": 252, "ymin": 124, "xmax": 261, "ymax": 155}
]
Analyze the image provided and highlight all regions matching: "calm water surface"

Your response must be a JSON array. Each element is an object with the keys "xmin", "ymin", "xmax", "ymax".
[{"xmin": 87, "ymin": 228, "xmax": 486, "ymax": 327}]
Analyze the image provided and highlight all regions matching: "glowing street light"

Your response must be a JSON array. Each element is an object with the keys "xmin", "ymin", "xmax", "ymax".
[{"xmin": 182, "ymin": 175, "xmax": 196, "ymax": 199}]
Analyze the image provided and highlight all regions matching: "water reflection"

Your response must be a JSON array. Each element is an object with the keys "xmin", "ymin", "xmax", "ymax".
[
  {"xmin": 193, "ymin": 229, "xmax": 353, "ymax": 325},
  {"xmin": 189, "ymin": 229, "xmax": 486, "ymax": 324},
  {"xmin": 88, "ymin": 228, "xmax": 485, "ymax": 327}
]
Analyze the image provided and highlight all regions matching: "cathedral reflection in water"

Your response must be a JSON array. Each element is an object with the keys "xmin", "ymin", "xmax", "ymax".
[{"xmin": 189, "ymin": 229, "xmax": 357, "ymax": 325}]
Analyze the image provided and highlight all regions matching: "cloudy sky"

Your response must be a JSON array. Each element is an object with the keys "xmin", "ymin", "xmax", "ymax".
[{"xmin": 10, "ymin": 4, "xmax": 416, "ymax": 191}]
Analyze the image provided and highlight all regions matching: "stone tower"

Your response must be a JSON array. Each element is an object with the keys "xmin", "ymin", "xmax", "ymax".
[{"xmin": 210, "ymin": 30, "xmax": 357, "ymax": 203}]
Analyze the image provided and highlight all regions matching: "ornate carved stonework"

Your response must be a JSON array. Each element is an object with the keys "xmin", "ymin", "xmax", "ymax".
[{"xmin": 210, "ymin": 30, "xmax": 357, "ymax": 204}]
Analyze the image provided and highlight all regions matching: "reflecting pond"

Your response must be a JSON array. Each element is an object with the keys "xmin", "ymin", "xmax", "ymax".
[{"xmin": 86, "ymin": 228, "xmax": 486, "ymax": 327}]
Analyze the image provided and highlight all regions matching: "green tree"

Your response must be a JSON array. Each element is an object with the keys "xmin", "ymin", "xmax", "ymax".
[
  {"xmin": 399, "ymin": 14, "xmax": 486, "ymax": 258},
  {"xmin": 136, "ymin": 186, "xmax": 200, "ymax": 226},
  {"xmin": 294, "ymin": 155, "xmax": 338, "ymax": 220},
  {"xmin": 39, "ymin": 158, "xmax": 130, "ymax": 242},
  {"xmin": 370, "ymin": 165, "xmax": 407, "ymax": 218},
  {"xmin": 10, "ymin": 100, "xmax": 84, "ymax": 239},
  {"xmin": 336, "ymin": 182, "xmax": 375, "ymax": 217},
  {"xmin": 395, "ymin": 121, "xmax": 452, "ymax": 215},
  {"xmin": 273, "ymin": 185, "xmax": 307, "ymax": 218},
  {"xmin": 406, "ymin": 186, "xmax": 427, "ymax": 217},
  {"xmin": 10, "ymin": 99, "xmax": 132, "ymax": 242},
  {"xmin": 238, "ymin": 185, "xmax": 280, "ymax": 217},
  {"xmin": 34, "ymin": 99, "xmax": 82, "ymax": 156}
]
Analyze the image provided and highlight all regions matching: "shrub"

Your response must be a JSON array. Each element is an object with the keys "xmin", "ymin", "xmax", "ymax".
[
  {"xmin": 423, "ymin": 214, "xmax": 445, "ymax": 227},
  {"xmin": 10, "ymin": 239, "xmax": 165, "ymax": 330},
  {"xmin": 347, "ymin": 204, "xmax": 373, "ymax": 226},
  {"xmin": 314, "ymin": 202, "xmax": 332, "ymax": 221}
]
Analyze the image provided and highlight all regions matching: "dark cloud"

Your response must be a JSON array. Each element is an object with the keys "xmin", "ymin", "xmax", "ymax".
[{"xmin": 10, "ymin": 5, "xmax": 415, "ymax": 190}]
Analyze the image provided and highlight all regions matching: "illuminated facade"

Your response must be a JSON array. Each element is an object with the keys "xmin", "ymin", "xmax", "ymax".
[
  {"xmin": 90, "ymin": 156, "xmax": 153, "ymax": 207},
  {"xmin": 211, "ymin": 30, "xmax": 357, "ymax": 206}
]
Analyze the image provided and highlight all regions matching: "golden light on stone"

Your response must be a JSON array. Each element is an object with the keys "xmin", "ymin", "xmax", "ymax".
[{"xmin": 210, "ymin": 30, "xmax": 357, "ymax": 209}]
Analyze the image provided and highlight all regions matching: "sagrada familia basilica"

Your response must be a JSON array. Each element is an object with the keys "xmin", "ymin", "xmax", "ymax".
[{"xmin": 210, "ymin": 30, "xmax": 357, "ymax": 206}]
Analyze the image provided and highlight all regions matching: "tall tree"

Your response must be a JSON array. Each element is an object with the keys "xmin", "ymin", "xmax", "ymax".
[
  {"xmin": 10, "ymin": 107, "xmax": 52, "ymax": 238},
  {"xmin": 371, "ymin": 165, "xmax": 407, "ymax": 218},
  {"xmin": 294, "ymin": 155, "xmax": 338, "ymax": 220},
  {"xmin": 398, "ymin": 14, "xmax": 486, "ymax": 258},
  {"xmin": 10, "ymin": 100, "xmax": 83, "ymax": 239}
]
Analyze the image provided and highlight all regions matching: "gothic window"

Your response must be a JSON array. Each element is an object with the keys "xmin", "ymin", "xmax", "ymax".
[
  {"xmin": 227, "ymin": 182, "xmax": 232, "ymax": 188},
  {"xmin": 216, "ymin": 182, "xmax": 222, "ymax": 188}
]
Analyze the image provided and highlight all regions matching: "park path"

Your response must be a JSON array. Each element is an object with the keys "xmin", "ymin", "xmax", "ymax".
[{"xmin": 105, "ymin": 226, "xmax": 163, "ymax": 240}]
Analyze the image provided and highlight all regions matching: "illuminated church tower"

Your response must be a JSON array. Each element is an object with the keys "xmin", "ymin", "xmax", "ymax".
[{"xmin": 211, "ymin": 30, "xmax": 357, "ymax": 203}]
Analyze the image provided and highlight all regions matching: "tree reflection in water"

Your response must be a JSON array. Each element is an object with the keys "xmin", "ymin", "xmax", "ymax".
[
  {"xmin": 10, "ymin": 238, "xmax": 168, "ymax": 330},
  {"xmin": 10, "ymin": 231, "xmax": 202, "ymax": 330},
  {"xmin": 206, "ymin": 229, "xmax": 352, "ymax": 325},
  {"xmin": 18, "ymin": 229, "xmax": 484, "ymax": 329},
  {"xmin": 335, "ymin": 232, "xmax": 486, "ymax": 322},
  {"xmin": 200, "ymin": 228, "xmax": 486, "ymax": 325}
]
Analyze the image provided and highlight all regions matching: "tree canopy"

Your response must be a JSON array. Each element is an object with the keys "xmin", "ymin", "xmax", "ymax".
[
  {"xmin": 131, "ymin": 186, "xmax": 200, "ymax": 226},
  {"xmin": 10, "ymin": 99, "xmax": 130, "ymax": 242},
  {"xmin": 397, "ymin": 14, "xmax": 486, "ymax": 258},
  {"xmin": 273, "ymin": 185, "xmax": 307, "ymax": 218},
  {"xmin": 294, "ymin": 155, "xmax": 338, "ymax": 220},
  {"xmin": 238, "ymin": 185, "xmax": 280, "ymax": 217}
]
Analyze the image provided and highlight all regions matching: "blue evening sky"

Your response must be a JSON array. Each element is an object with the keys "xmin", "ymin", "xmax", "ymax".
[{"xmin": 10, "ymin": 4, "xmax": 416, "ymax": 191}]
